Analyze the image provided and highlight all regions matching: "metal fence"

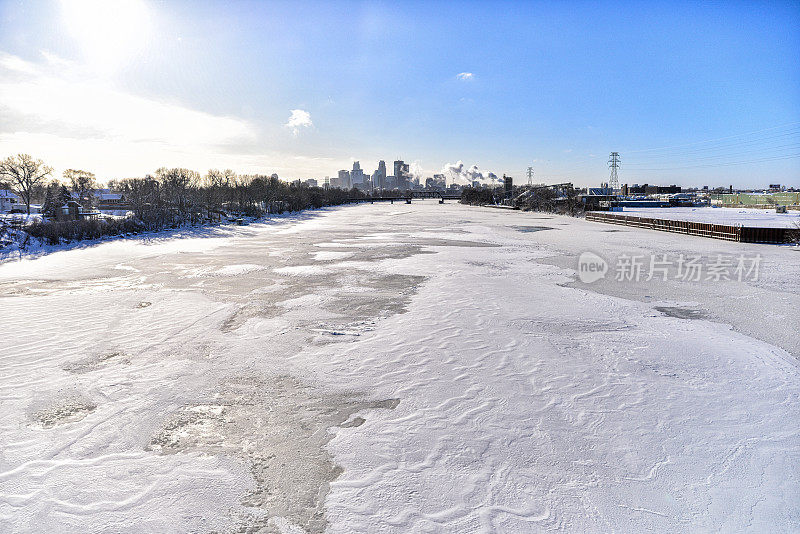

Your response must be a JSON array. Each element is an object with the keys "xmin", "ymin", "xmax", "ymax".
[
  {"xmin": 585, "ymin": 212, "xmax": 793, "ymax": 243},
  {"xmin": 710, "ymin": 192, "xmax": 800, "ymax": 206}
]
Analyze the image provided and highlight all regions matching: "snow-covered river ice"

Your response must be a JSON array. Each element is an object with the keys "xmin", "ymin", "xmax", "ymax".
[{"xmin": 1, "ymin": 201, "xmax": 798, "ymax": 533}]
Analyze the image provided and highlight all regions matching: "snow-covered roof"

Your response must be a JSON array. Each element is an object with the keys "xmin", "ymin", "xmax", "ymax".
[
  {"xmin": 96, "ymin": 193, "xmax": 123, "ymax": 200},
  {"xmin": 0, "ymin": 189, "xmax": 19, "ymax": 199}
]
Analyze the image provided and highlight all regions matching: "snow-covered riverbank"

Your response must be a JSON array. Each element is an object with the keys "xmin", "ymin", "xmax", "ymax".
[{"xmin": 1, "ymin": 201, "xmax": 797, "ymax": 532}]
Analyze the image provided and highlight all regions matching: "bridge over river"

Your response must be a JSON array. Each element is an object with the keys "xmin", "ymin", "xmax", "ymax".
[{"xmin": 347, "ymin": 190, "xmax": 462, "ymax": 203}]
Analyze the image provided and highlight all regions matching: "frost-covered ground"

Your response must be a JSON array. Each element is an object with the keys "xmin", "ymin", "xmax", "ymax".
[
  {"xmin": 1, "ymin": 201, "xmax": 798, "ymax": 533},
  {"xmin": 619, "ymin": 206, "xmax": 800, "ymax": 227}
]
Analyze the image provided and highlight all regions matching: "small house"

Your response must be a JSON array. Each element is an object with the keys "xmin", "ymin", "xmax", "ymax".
[{"xmin": 0, "ymin": 189, "xmax": 20, "ymax": 213}]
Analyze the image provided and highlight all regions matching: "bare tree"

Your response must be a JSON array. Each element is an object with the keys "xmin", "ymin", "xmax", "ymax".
[
  {"xmin": 203, "ymin": 169, "xmax": 236, "ymax": 218},
  {"xmin": 64, "ymin": 169, "xmax": 97, "ymax": 208},
  {"xmin": 155, "ymin": 167, "xmax": 200, "ymax": 220},
  {"xmin": 0, "ymin": 154, "xmax": 53, "ymax": 214}
]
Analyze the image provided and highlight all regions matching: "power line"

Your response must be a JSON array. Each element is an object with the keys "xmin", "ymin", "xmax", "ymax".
[
  {"xmin": 626, "ymin": 129, "xmax": 800, "ymax": 160},
  {"xmin": 524, "ymin": 122, "xmax": 800, "ymax": 179},
  {"xmin": 625, "ymin": 121, "xmax": 800, "ymax": 154},
  {"xmin": 624, "ymin": 153, "xmax": 800, "ymax": 171},
  {"xmin": 624, "ymin": 143, "xmax": 800, "ymax": 167}
]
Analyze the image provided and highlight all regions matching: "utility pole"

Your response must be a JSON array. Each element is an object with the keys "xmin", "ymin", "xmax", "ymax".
[
  {"xmin": 526, "ymin": 166, "xmax": 534, "ymax": 186},
  {"xmin": 608, "ymin": 152, "xmax": 620, "ymax": 191}
]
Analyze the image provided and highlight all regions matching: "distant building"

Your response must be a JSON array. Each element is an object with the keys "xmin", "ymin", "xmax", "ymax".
[
  {"xmin": 0, "ymin": 189, "xmax": 20, "ymax": 213},
  {"xmin": 352, "ymin": 161, "xmax": 370, "ymax": 191},
  {"xmin": 374, "ymin": 160, "xmax": 387, "ymax": 190},
  {"xmin": 92, "ymin": 188, "xmax": 124, "ymax": 205},
  {"xmin": 338, "ymin": 170, "xmax": 351, "ymax": 189},
  {"xmin": 351, "ymin": 161, "xmax": 365, "ymax": 186},
  {"xmin": 588, "ymin": 184, "xmax": 614, "ymax": 196},
  {"xmin": 55, "ymin": 200, "xmax": 98, "ymax": 221},
  {"xmin": 393, "ymin": 160, "xmax": 410, "ymax": 190},
  {"xmin": 447, "ymin": 183, "xmax": 462, "ymax": 193},
  {"xmin": 629, "ymin": 183, "xmax": 682, "ymax": 195},
  {"xmin": 306, "ymin": 178, "xmax": 318, "ymax": 187},
  {"xmin": 425, "ymin": 176, "xmax": 445, "ymax": 190},
  {"xmin": 323, "ymin": 176, "xmax": 330, "ymax": 189}
]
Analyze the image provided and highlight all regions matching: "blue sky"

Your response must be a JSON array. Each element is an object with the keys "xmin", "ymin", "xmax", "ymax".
[{"xmin": 1, "ymin": 0, "xmax": 798, "ymax": 187}]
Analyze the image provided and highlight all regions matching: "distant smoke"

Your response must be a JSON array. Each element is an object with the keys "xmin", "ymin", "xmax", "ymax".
[
  {"xmin": 408, "ymin": 161, "xmax": 425, "ymax": 184},
  {"xmin": 442, "ymin": 161, "xmax": 500, "ymax": 186}
]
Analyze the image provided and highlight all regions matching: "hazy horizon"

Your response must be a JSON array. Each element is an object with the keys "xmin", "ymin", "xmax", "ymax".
[{"xmin": 1, "ymin": 0, "xmax": 798, "ymax": 188}]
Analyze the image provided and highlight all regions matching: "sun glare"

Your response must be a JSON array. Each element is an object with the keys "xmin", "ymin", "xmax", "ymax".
[{"xmin": 60, "ymin": 0, "xmax": 151, "ymax": 70}]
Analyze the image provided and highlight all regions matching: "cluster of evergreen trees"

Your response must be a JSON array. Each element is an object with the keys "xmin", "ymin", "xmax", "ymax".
[{"xmin": 40, "ymin": 183, "xmax": 74, "ymax": 218}]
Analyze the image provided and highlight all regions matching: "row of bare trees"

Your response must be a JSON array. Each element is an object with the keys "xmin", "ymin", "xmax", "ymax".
[
  {"xmin": 108, "ymin": 168, "xmax": 364, "ymax": 229},
  {"xmin": 459, "ymin": 184, "xmax": 584, "ymax": 216},
  {"xmin": 1, "ymin": 154, "xmax": 370, "ymax": 246}
]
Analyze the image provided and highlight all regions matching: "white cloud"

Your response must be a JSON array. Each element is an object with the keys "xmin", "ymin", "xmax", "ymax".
[
  {"xmin": 0, "ymin": 53, "xmax": 357, "ymax": 181},
  {"xmin": 284, "ymin": 109, "xmax": 313, "ymax": 136},
  {"xmin": 0, "ymin": 51, "xmax": 264, "ymax": 179},
  {"xmin": 0, "ymin": 53, "xmax": 255, "ymax": 148},
  {"xmin": 456, "ymin": 72, "xmax": 474, "ymax": 81}
]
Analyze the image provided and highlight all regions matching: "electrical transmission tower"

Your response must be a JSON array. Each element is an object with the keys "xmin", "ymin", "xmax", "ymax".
[
  {"xmin": 608, "ymin": 152, "xmax": 620, "ymax": 191},
  {"xmin": 526, "ymin": 166, "xmax": 534, "ymax": 186}
]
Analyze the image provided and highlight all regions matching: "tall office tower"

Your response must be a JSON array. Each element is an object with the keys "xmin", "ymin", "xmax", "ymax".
[
  {"xmin": 393, "ymin": 160, "xmax": 403, "ymax": 188},
  {"xmin": 376, "ymin": 160, "xmax": 387, "ymax": 190},
  {"xmin": 351, "ymin": 161, "xmax": 365, "ymax": 186},
  {"xmin": 393, "ymin": 160, "xmax": 410, "ymax": 190},
  {"xmin": 338, "ymin": 169, "xmax": 351, "ymax": 189}
]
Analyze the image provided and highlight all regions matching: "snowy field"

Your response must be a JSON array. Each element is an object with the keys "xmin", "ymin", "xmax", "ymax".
[
  {"xmin": 619, "ymin": 206, "xmax": 800, "ymax": 228},
  {"xmin": 1, "ymin": 201, "xmax": 798, "ymax": 533}
]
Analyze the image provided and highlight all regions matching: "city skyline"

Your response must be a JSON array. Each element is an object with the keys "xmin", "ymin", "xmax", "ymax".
[{"xmin": 0, "ymin": 0, "xmax": 798, "ymax": 188}]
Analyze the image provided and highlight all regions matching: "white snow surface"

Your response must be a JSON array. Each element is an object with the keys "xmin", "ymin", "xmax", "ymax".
[
  {"xmin": 619, "ymin": 206, "xmax": 800, "ymax": 228},
  {"xmin": 1, "ymin": 201, "xmax": 798, "ymax": 533}
]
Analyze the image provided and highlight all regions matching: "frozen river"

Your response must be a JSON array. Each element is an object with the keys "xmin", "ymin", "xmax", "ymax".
[{"xmin": 1, "ymin": 201, "xmax": 798, "ymax": 533}]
